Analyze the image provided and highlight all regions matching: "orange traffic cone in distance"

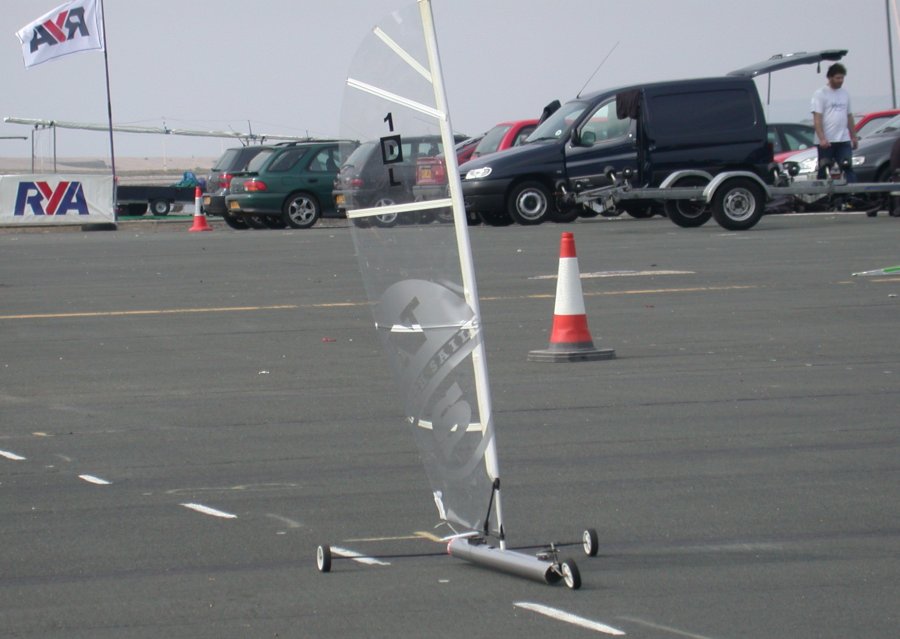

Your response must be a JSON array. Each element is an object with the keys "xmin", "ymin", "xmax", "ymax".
[
  {"xmin": 189, "ymin": 186, "xmax": 212, "ymax": 232},
  {"xmin": 528, "ymin": 232, "xmax": 615, "ymax": 362}
]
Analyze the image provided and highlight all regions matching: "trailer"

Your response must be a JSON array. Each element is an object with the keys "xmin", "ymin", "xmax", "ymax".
[
  {"xmin": 568, "ymin": 166, "xmax": 900, "ymax": 230},
  {"xmin": 115, "ymin": 184, "xmax": 197, "ymax": 216}
]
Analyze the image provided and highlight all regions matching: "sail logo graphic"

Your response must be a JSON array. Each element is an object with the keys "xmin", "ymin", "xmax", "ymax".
[
  {"xmin": 26, "ymin": 7, "xmax": 91, "ymax": 54},
  {"xmin": 14, "ymin": 181, "xmax": 90, "ymax": 216}
]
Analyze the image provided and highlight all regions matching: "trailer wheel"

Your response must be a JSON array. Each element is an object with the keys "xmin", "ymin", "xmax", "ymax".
[
  {"xmin": 150, "ymin": 199, "xmax": 170, "ymax": 216},
  {"xmin": 711, "ymin": 178, "xmax": 765, "ymax": 231},
  {"xmin": 664, "ymin": 176, "xmax": 712, "ymax": 227}
]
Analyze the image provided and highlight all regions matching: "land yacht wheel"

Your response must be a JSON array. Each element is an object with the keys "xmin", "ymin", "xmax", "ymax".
[
  {"xmin": 582, "ymin": 528, "xmax": 599, "ymax": 557},
  {"xmin": 561, "ymin": 559, "xmax": 581, "ymax": 590},
  {"xmin": 316, "ymin": 545, "xmax": 332, "ymax": 573}
]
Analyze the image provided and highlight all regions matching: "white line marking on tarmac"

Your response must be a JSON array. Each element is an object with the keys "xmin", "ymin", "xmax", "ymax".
[
  {"xmin": 617, "ymin": 616, "xmax": 716, "ymax": 639},
  {"xmin": 514, "ymin": 603, "xmax": 625, "ymax": 635},
  {"xmin": 78, "ymin": 474, "xmax": 111, "ymax": 485},
  {"xmin": 180, "ymin": 503, "xmax": 237, "ymax": 519},
  {"xmin": 265, "ymin": 514, "xmax": 303, "ymax": 528},
  {"xmin": 0, "ymin": 449, "xmax": 26, "ymax": 461},
  {"xmin": 531, "ymin": 269, "xmax": 694, "ymax": 280},
  {"xmin": 331, "ymin": 546, "xmax": 391, "ymax": 566}
]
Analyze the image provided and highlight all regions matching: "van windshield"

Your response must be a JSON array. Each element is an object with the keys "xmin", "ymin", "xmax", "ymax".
[{"xmin": 526, "ymin": 101, "xmax": 588, "ymax": 142}]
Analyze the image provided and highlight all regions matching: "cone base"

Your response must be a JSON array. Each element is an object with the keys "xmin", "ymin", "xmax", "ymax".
[
  {"xmin": 527, "ymin": 347, "xmax": 616, "ymax": 363},
  {"xmin": 189, "ymin": 216, "xmax": 212, "ymax": 232}
]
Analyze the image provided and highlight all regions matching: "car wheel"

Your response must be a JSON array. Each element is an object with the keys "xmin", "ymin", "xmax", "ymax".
[
  {"xmin": 222, "ymin": 212, "xmax": 249, "ymax": 230},
  {"xmin": 282, "ymin": 192, "xmax": 321, "ymax": 229},
  {"xmin": 372, "ymin": 197, "xmax": 399, "ymax": 227},
  {"xmin": 262, "ymin": 215, "xmax": 286, "ymax": 229},
  {"xmin": 507, "ymin": 181, "xmax": 553, "ymax": 225},
  {"xmin": 664, "ymin": 176, "xmax": 712, "ymax": 227},
  {"xmin": 244, "ymin": 214, "xmax": 268, "ymax": 229}
]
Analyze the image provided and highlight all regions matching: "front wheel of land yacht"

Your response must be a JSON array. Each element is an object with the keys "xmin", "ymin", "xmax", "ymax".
[
  {"xmin": 582, "ymin": 528, "xmax": 599, "ymax": 557},
  {"xmin": 316, "ymin": 544, "xmax": 332, "ymax": 573},
  {"xmin": 561, "ymin": 559, "xmax": 581, "ymax": 590}
]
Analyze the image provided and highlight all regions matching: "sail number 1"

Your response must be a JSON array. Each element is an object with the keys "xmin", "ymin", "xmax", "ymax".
[{"xmin": 380, "ymin": 112, "xmax": 402, "ymax": 187}]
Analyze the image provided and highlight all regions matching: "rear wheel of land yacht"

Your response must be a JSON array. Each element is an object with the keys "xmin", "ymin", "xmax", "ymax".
[
  {"xmin": 508, "ymin": 181, "xmax": 554, "ymax": 225},
  {"xmin": 711, "ymin": 177, "xmax": 765, "ymax": 231},
  {"xmin": 664, "ymin": 175, "xmax": 712, "ymax": 227}
]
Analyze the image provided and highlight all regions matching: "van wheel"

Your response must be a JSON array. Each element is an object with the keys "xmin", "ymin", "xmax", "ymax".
[
  {"xmin": 711, "ymin": 178, "xmax": 765, "ymax": 231},
  {"xmin": 665, "ymin": 176, "xmax": 712, "ymax": 227},
  {"xmin": 508, "ymin": 181, "xmax": 553, "ymax": 225}
]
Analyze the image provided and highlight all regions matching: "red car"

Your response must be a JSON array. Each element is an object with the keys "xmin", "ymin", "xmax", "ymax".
[
  {"xmin": 470, "ymin": 119, "xmax": 539, "ymax": 159},
  {"xmin": 413, "ymin": 119, "xmax": 538, "ymax": 203},
  {"xmin": 854, "ymin": 108, "xmax": 900, "ymax": 138}
]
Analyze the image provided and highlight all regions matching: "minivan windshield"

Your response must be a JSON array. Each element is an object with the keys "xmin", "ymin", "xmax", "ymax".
[{"xmin": 526, "ymin": 101, "xmax": 588, "ymax": 142}]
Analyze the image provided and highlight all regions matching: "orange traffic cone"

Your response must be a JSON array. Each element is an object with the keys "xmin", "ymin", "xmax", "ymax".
[
  {"xmin": 528, "ymin": 232, "xmax": 615, "ymax": 362},
  {"xmin": 189, "ymin": 186, "xmax": 212, "ymax": 232}
]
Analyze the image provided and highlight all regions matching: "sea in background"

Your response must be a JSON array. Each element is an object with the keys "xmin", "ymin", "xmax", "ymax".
[{"xmin": 0, "ymin": 156, "xmax": 219, "ymax": 185}]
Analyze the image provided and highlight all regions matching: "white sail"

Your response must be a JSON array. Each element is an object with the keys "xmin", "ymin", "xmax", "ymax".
[{"xmin": 338, "ymin": 1, "xmax": 503, "ymax": 540}]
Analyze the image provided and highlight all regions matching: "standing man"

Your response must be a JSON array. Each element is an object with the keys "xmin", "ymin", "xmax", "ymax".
[{"xmin": 811, "ymin": 63, "xmax": 858, "ymax": 181}]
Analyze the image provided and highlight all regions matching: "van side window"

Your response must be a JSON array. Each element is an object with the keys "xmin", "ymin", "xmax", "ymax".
[
  {"xmin": 580, "ymin": 99, "xmax": 632, "ymax": 145},
  {"xmin": 649, "ymin": 89, "xmax": 757, "ymax": 137}
]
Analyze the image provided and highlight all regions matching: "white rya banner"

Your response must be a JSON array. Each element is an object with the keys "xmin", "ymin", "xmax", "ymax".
[{"xmin": 0, "ymin": 174, "xmax": 115, "ymax": 226}]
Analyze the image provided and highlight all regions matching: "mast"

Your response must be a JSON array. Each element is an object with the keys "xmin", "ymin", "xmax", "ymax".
[{"xmin": 418, "ymin": 0, "xmax": 506, "ymax": 549}]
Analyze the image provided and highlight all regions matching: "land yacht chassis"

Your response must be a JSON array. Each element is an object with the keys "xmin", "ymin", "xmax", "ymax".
[{"xmin": 567, "ymin": 162, "xmax": 899, "ymax": 230}]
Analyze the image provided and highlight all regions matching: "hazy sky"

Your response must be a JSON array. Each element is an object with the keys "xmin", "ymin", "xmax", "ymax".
[{"xmin": 3, "ymin": 0, "xmax": 899, "ymax": 159}]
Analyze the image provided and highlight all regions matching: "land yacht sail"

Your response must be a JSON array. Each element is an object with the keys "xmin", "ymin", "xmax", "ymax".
[
  {"xmin": 317, "ymin": 0, "xmax": 594, "ymax": 589},
  {"xmin": 337, "ymin": 0, "xmax": 501, "ymax": 540}
]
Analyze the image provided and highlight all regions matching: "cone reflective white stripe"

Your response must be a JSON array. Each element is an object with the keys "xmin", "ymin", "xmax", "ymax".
[
  {"xmin": 528, "ymin": 232, "xmax": 615, "ymax": 362},
  {"xmin": 189, "ymin": 186, "xmax": 212, "ymax": 232}
]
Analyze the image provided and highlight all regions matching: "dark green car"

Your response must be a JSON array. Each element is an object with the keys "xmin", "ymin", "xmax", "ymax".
[{"xmin": 225, "ymin": 140, "xmax": 356, "ymax": 229}]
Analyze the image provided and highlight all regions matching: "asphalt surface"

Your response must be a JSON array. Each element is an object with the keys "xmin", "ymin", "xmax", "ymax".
[{"xmin": 1, "ymin": 212, "xmax": 898, "ymax": 638}]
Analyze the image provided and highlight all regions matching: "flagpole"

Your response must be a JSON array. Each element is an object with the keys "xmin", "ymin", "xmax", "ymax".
[{"xmin": 98, "ymin": 0, "xmax": 117, "ymax": 214}]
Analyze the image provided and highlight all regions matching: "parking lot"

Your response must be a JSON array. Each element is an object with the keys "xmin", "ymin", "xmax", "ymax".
[{"xmin": 1, "ymin": 213, "xmax": 898, "ymax": 638}]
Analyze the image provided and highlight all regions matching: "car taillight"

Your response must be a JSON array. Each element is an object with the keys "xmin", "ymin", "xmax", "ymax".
[
  {"xmin": 350, "ymin": 177, "xmax": 365, "ymax": 188},
  {"xmin": 245, "ymin": 179, "xmax": 267, "ymax": 192},
  {"xmin": 222, "ymin": 173, "xmax": 233, "ymax": 189}
]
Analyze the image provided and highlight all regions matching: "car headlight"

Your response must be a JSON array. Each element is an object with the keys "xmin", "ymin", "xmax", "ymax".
[
  {"xmin": 465, "ymin": 167, "xmax": 492, "ymax": 180},
  {"xmin": 851, "ymin": 156, "xmax": 865, "ymax": 166},
  {"xmin": 798, "ymin": 157, "xmax": 818, "ymax": 173}
]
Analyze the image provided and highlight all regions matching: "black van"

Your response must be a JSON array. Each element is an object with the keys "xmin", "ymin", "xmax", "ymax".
[{"xmin": 459, "ymin": 50, "xmax": 846, "ymax": 226}]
